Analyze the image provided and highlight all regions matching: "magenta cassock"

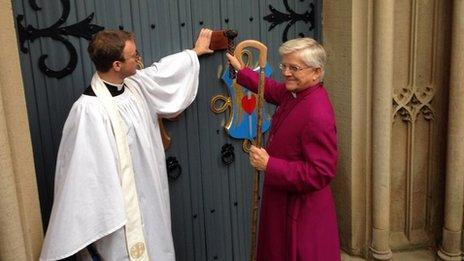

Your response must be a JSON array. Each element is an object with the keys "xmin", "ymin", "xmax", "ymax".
[{"xmin": 237, "ymin": 68, "xmax": 340, "ymax": 261}]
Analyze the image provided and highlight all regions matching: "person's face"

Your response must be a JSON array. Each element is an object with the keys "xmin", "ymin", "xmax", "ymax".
[
  {"xmin": 114, "ymin": 40, "xmax": 140, "ymax": 78},
  {"xmin": 280, "ymin": 52, "xmax": 322, "ymax": 92}
]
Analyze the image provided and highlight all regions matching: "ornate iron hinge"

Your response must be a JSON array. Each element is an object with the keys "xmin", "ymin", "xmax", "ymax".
[
  {"xmin": 16, "ymin": 0, "xmax": 104, "ymax": 79},
  {"xmin": 263, "ymin": 0, "xmax": 315, "ymax": 42}
]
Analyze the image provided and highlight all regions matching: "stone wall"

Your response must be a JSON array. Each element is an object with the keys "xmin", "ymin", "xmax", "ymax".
[
  {"xmin": 0, "ymin": 0, "xmax": 43, "ymax": 260},
  {"xmin": 323, "ymin": 0, "xmax": 455, "ymax": 259}
]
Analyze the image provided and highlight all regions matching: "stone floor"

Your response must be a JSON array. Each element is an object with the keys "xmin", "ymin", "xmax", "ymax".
[{"xmin": 341, "ymin": 249, "xmax": 437, "ymax": 260}]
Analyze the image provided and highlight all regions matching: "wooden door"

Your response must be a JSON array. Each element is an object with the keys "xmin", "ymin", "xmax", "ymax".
[{"xmin": 12, "ymin": 0, "xmax": 321, "ymax": 259}]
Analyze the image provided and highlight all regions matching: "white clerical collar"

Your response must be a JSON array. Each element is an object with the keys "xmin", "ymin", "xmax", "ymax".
[
  {"xmin": 291, "ymin": 92, "xmax": 297, "ymax": 98},
  {"xmin": 102, "ymin": 79, "xmax": 124, "ymax": 91}
]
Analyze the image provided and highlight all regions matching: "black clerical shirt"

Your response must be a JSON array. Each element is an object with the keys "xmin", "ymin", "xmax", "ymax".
[{"xmin": 83, "ymin": 82, "xmax": 125, "ymax": 97}]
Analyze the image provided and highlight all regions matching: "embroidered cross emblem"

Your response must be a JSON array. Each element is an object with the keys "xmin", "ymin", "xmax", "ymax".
[{"xmin": 130, "ymin": 242, "xmax": 146, "ymax": 258}]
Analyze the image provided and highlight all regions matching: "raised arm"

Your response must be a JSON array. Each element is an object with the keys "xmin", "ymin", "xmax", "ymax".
[
  {"xmin": 128, "ymin": 50, "xmax": 200, "ymax": 118},
  {"xmin": 126, "ymin": 29, "xmax": 213, "ymax": 118},
  {"xmin": 236, "ymin": 67, "xmax": 287, "ymax": 105},
  {"xmin": 226, "ymin": 52, "xmax": 287, "ymax": 105}
]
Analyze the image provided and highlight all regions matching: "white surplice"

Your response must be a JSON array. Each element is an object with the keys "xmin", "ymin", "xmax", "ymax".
[{"xmin": 40, "ymin": 50, "xmax": 199, "ymax": 261}]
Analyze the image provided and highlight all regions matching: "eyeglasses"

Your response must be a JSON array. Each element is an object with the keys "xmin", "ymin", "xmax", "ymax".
[
  {"xmin": 132, "ymin": 50, "xmax": 141, "ymax": 60},
  {"xmin": 278, "ymin": 63, "xmax": 314, "ymax": 73},
  {"xmin": 124, "ymin": 50, "xmax": 141, "ymax": 61}
]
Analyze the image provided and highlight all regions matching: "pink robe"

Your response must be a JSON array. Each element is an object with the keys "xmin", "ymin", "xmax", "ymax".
[{"xmin": 237, "ymin": 68, "xmax": 340, "ymax": 261}]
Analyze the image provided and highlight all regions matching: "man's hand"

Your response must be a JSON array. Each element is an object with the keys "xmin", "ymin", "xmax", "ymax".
[
  {"xmin": 192, "ymin": 28, "xmax": 213, "ymax": 56},
  {"xmin": 226, "ymin": 53, "xmax": 244, "ymax": 71},
  {"xmin": 249, "ymin": 145, "xmax": 269, "ymax": 171}
]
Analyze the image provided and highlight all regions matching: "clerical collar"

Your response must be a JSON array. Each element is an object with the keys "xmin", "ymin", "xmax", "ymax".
[
  {"xmin": 102, "ymin": 79, "xmax": 124, "ymax": 91},
  {"xmin": 291, "ymin": 82, "xmax": 323, "ymax": 99},
  {"xmin": 83, "ymin": 81, "xmax": 125, "ymax": 97}
]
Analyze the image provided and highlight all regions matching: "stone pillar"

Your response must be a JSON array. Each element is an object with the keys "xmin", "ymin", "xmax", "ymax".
[
  {"xmin": 0, "ymin": 0, "xmax": 43, "ymax": 260},
  {"xmin": 438, "ymin": 0, "xmax": 464, "ymax": 260},
  {"xmin": 369, "ymin": 0, "xmax": 394, "ymax": 259}
]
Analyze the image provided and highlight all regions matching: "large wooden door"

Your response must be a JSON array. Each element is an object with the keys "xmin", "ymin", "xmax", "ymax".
[{"xmin": 12, "ymin": 0, "xmax": 321, "ymax": 260}]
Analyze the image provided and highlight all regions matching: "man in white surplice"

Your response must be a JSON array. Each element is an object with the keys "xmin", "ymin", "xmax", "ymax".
[{"xmin": 40, "ymin": 29, "xmax": 213, "ymax": 261}]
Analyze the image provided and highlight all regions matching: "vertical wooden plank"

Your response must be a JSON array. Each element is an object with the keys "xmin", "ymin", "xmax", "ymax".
[
  {"xmin": 217, "ymin": 2, "xmax": 252, "ymax": 260},
  {"xmin": 119, "ymin": 0, "xmax": 133, "ymax": 31},
  {"xmin": 314, "ymin": 0, "xmax": 323, "ymax": 41},
  {"xmin": 175, "ymin": 2, "xmax": 209, "ymax": 260},
  {"xmin": 189, "ymin": 1, "xmax": 237, "ymax": 260},
  {"xmin": 134, "ymin": 0, "xmax": 149, "ymax": 61},
  {"xmin": 215, "ymin": 2, "xmax": 246, "ymax": 255},
  {"xmin": 67, "ymin": 0, "xmax": 90, "ymax": 119},
  {"xmin": 75, "ymin": 1, "xmax": 98, "ymax": 91},
  {"xmin": 198, "ymin": 72, "xmax": 235, "ymax": 260},
  {"xmin": 19, "ymin": 1, "xmax": 60, "ymax": 229},
  {"xmin": 293, "ymin": 0, "xmax": 320, "ymax": 41},
  {"xmin": 259, "ymin": 0, "xmax": 286, "ymax": 68}
]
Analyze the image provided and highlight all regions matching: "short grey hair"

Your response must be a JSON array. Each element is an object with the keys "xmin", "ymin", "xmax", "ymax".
[{"xmin": 278, "ymin": 38, "xmax": 327, "ymax": 71}]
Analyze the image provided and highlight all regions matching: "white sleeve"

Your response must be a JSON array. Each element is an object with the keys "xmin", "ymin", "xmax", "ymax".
[
  {"xmin": 40, "ymin": 97, "xmax": 126, "ymax": 261},
  {"xmin": 127, "ymin": 50, "xmax": 200, "ymax": 118}
]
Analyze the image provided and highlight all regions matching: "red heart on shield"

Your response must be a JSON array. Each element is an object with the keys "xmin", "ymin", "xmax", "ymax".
[{"xmin": 241, "ymin": 95, "xmax": 256, "ymax": 115}]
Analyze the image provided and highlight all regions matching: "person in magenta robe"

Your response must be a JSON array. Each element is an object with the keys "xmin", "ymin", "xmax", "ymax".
[{"xmin": 227, "ymin": 37, "xmax": 340, "ymax": 261}]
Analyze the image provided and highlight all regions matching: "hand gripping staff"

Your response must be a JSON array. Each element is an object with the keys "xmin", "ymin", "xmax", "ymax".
[{"xmin": 233, "ymin": 40, "xmax": 267, "ymax": 261}]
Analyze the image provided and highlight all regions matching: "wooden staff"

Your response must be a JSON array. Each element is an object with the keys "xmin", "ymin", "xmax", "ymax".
[{"xmin": 234, "ymin": 40, "xmax": 267, "ymax": 261}]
